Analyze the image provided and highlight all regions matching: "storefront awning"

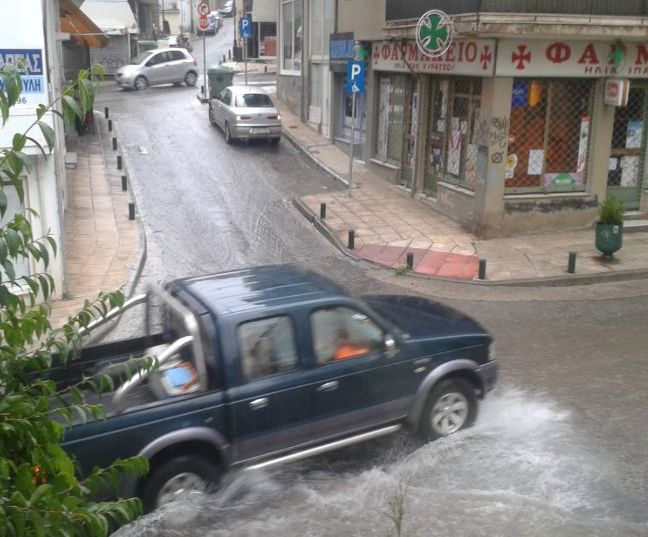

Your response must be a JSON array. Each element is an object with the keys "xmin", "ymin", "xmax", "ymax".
[
  {"xmin": 59, "ymin": 0, "xmax": 109, "ymax": 47},
  {"xmin": 80, "ymin": 0, "xmax": 139, "ymax": 36}
]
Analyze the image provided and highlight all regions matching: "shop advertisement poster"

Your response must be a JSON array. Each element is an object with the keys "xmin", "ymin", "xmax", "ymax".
[
  {"xmin": 447, "ymin": 126, "xmax": 463, "ymax": 176},
  {"xmin": 0, "ymin": 49, "xmax": 46, "ymax": 107},
  {"xmin": 497, "ymin": 39, "xmax": 648, "ymax": 78},
  {"xmin": 544, "ymin": 172, "xmax": 584, "ymax": 188},
  {"xmin": 626, "ymin": 120, "xmax": 643, "ymax": 149},
  {"xmin": 373, "ymin": 40, "xmax": 495, "ymax": 75},
  {"xmin": 528, "ymin": 149, "xmax": 544, "ymax": 175},
  {"xmin": 621, "ymin": 156, "xmax": 640, "ymax": 186},
  {"xmin": 577, "ymin": 117, "xmax": 590, "ymax": 176}
]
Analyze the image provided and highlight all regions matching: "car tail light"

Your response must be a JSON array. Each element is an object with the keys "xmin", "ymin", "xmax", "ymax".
[
  {"xmin": 236, "ymin": 115, "xmax": 252, "ymax": 121},
  {"xmin": 267, "ymin": 115, "xmax": 279, "ymax": 120}
]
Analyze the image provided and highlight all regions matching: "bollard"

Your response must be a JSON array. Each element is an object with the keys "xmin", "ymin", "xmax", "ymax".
[
  {"xmin": 264, "ymin": 65, "xmax": 268, "ymax": 73},
  {"xmin": 222, "ymin": 54, "xmax": 226, "ymax": 63},
  {"xmin": 478, "ymin": 259, "xmax": 487, "ymax": 280},
  {"xmin": 320, "ymin": 203, "xmax": 326, "ymax": 219},
  {"xmin": 347, "ymin": 230, "xmax": 355, "ymax": 250},
  {"xmin": 108, "ymin": 119, "xmax": 113, "ymax": 132},
  {"xmin": 104, "ymin": 107, "xmax": 109, "ymax": 119},
  {"xmin": 112, "ymin": 137, "xmax": 117, "ymax": 151},
  {"xmin": 117, "ymin": 155, "xmax": 122, "ymax": 170},
  {"xmin": 128, "ymin": 202, "xmax": 135, "ymax": 220},
  {"xmin": 228, "ymin": 49, "xmax": 231, "ymax": 59},
  {"xmin": 121, "ymin": 175, "xmax": 128, "ymax": 192},
  {"xmin": 200, "ymin": 85, "xmax": 205, "ymax": 96},
  {"xmin": 406, "ymin": 252, "xmax": 414, "ymax": 271},
  {"xmin": 567, "ymin": 251, "xmax": 577, "ymax": 274}
]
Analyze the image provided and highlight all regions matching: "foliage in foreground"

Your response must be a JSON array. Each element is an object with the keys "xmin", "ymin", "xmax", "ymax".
[{"xmin": 0, "ymin": 64, "xmax": 149, "ymax": 537}]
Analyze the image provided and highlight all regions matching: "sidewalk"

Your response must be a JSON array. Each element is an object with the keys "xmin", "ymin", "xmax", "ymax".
[
  {"xmin": 49, "ymin": 115, "xmax": 143, "ymax": 328},
  {"xmin": 275, "ymin": 100, "xmax": 648, "ymax": 285}
]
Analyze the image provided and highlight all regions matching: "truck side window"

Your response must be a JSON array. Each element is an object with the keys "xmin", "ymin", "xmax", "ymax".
[
  {"xmin": 311, "ymin": 307, "xmax": 383, "ymax": 364},
  {"xmin": 238, "ymin": 316, "xmax": 298, "ymax": 381}
]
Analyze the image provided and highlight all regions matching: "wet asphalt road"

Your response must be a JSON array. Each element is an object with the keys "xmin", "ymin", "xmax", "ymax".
[{"xmin": 99, "ymin": 21, "xmax": 648, "ymax": 537}]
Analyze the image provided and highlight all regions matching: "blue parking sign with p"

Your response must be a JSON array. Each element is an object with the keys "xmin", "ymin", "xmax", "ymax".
[
  {"xmin": 346, "ymin": 60, "xmax": 365, "ymax": 94},
  {"xmin": 239, "ymin": 16, "xmax": 253, "ymax": 38}
]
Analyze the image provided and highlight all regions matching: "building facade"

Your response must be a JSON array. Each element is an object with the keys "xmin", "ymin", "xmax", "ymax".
[
  {"xmin": 278, "ymin": 0, "xmax": 648, "ymax": 237},
  {"xmin": 0, "ymin": 0, "xmax": 70, "ymax": 298}
]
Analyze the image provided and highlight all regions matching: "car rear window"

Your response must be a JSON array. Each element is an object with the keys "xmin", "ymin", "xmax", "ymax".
[{"xmin": 235, "ymin": 93, "xmax": 274, "ymax": 107}]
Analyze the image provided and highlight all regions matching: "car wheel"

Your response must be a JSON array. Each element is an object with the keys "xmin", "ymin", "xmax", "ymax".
[
  {"xmin": 134, "ymin": 76, "xmax": 148, "ymax": 91},
  {"xmin": 270, "ymin": 137, "xmax": 280, "ymax": 145},
  {"xmin": 141, "ymin": 455, "xmax": 221, "ymax": 513},
  {"xmin": 420, "ymin": 378, "xmax": 477, "ymax": 441},
  {"xmin": 208, "ymin": 105, "xmax": 216, "ymax": 126},
  {"xmin": 224, "ymin": 122, "xmax": 232, "ymax": 144},
  {"xmin": 184, "ymin": 71, "xmax": 197, "ymax": 87}
]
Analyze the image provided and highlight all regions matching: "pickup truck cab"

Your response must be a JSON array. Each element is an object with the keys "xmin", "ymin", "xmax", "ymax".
[{"xmin": 61, "ymin": 265, "xmax": 497, "ymax": 512}]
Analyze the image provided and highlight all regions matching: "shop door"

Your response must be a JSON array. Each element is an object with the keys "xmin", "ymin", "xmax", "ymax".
[
  {"xmin": 401, "ymin": 79, "xmax": 418, "ymax": 189},
  {"xmin": 424, "ymin": 79, "xmax": 449, "ymax": 196},
  {"xmin": 608, "ymin": 86, "xmax": 647, "ymax": 210}
]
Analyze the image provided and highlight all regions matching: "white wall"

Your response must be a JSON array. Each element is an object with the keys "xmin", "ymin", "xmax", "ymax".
[{"xmin": 0, "ymin": 0, "xmax": 65, "ymax": 298}]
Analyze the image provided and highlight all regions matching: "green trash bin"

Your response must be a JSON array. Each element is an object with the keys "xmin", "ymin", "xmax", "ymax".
[
  {"xmin": 207, "ymin": 65, "xmax": 235, "ymax": 99},
  {"xmin": 137, "ymin": 40, "xmax": 158, "ymax": 55}
]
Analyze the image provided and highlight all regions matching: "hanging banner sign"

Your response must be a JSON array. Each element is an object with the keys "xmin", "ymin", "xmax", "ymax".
[
  {"xmin": 497, "ymin": 40, "xmax": 648, "ymax": 78},
  {"xmin": 372, "ymin": 40, "xmax": 495, "ymax": 76}
]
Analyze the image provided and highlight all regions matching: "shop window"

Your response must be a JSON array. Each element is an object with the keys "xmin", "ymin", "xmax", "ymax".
[
  {"xmin": 506, "ymin": 79, "xmax": 594, "ymax": 193},
  {"xmin": 375, "ymin": 74, "xmax": 408, "ymax": 165},
  {"xmin": 280, "ymin": 0, "xmax": 303, "ymax": 74},
  {"xmin": 423, "ymin": 78, "xmax": 481, "ymax": 192}
]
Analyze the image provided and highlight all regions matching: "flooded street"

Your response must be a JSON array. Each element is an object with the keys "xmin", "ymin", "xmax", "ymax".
[
  {"xmin": 98, "ymin": 20, "xmax": 648, "ymax": 536},
  {"xmin": 115, "ymin": 389, "xmax": 647, "ymax": 537}
]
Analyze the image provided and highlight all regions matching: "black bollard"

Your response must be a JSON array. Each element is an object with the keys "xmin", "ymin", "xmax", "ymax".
[
  {"xmin": 567, "ymin": 251, "xmax": 577, "ymax": 274},
  {"xmin": 406, "ymin": 252, "xmax": 414, "ymax": 271},
  {"xmin": 121, "ymin": 175, "xmax": 128, "ymax": 192},
  {"xmin": 128, "ymin": 202, "xmax": 135, "ymax": 220},
  {"xmin": 108, "ymin": 119, "xmax": 113, "ymax": 132},
  {"xmin": 478, "ymin": 259, "xmax": 487, "ymax": 280},
  {"xmin": 112, "ymin": 137, "xmax": 117, "ymax": 151},
  {"xmin": 228, "ymin": 49, "xmax": 231, "ymax": 59},
  {"xmin": 117, "ymin": 155, "xmax": 122, "ymax": 170},
  {"xmin": 320, "ymin": 203, "xmax": 326, "ymax": 219},
  {"xmin": 104, "ymin": 106, "xmax": 109, "ymax": 119},
  {"xmin": 348, "ymin": 230, "xmax": 355, "ymax": 250}
]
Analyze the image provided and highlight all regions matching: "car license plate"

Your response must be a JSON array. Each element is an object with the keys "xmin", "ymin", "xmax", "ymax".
[{"xmin": 250, "ymin": 128, "xmax": 270, "ymax": 134}]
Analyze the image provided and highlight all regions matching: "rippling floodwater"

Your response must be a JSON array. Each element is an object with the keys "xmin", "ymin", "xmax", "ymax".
[{"xmin": 115, "ymin": 389, "xmax": 648, "ymax": 537}]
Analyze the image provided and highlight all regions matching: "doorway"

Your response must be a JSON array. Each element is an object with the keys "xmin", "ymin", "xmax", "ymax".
[{"xmin": 608, "ymin": 86, "xmax": 647, "ymax": 210}]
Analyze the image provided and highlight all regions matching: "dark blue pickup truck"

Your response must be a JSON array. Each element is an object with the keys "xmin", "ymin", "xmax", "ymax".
[{"xmin": 61, "ymin": 265, "xmax": 497, "ymax": 512}]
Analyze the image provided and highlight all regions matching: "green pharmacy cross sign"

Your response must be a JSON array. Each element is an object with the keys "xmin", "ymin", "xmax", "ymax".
[{"xmin": 416, "ymin": 10, "xmax": 453, "ymax": 58}]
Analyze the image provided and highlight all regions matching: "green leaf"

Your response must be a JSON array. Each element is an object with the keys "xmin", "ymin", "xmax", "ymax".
[
  {"xmin": 12, "ymin": 133, "xmax": 25, "ymax": 152},
  {"xmin": 0, "ymin": 189, "xmax": 7, "ymax": 219},
  {"xmin": 62, "ymin": 94, "xmax": 83, "ymax": 120},
  {"xmin": 37, "ymin": 121, "xmax": 55, "ymax": 152},
  {"xmin": 36, "ymin": 103, "xmax": 47, "ymax": 120}
]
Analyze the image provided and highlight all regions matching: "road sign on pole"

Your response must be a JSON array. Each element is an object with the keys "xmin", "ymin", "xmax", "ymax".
[
  {"xmin": 345, "ymin": 60, "xmax": 365, "ymax": 94},
  {"xmin": 198, "ymin": 15, "xmax": 209, "ymax": 31},
  {"xmin": 197, "ymin": 1, "xmax": 209, "ymax": 17},
  {"xmin": 239, "ymin": 16, "xmax": 253, "ymax": 39}
]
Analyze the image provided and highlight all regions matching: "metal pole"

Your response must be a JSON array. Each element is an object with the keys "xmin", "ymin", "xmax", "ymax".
[
  {"xmin": 202, "ymin": 32, "xmax": 207, "ymax": 99},
  {"xmin": 348, "ymin": 92, "xmax": 356, "ymax": 196},
  {"xmin": 244, "ymin": 37, "xmax": 248, "ymax": 84}
]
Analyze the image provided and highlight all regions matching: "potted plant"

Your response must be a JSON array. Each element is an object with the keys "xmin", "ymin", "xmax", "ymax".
[{"xmin": 595, "ymin": 195, "xmax": 624, "ymax": 258}]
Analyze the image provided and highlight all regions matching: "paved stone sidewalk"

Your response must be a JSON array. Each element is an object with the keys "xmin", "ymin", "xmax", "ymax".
[
  {"xmin": 49, "ymin": 115, "xmax": 141, "ymax": 328},
  {"xmin": 275, "ymin": 98, "xmax": 648, "ymax": 284}
]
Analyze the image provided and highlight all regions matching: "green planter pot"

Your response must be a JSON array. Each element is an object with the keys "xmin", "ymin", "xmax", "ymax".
[{"xmin": 595, "ymin": 222, "xmax": 623, "ymax": 258}]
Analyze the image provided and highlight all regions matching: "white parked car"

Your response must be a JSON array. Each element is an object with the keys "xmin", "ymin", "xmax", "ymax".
[
  {"xmin": 209, "ymin": 86, "xmax": 282, "ymax": 144},
  {"xmin": 115, "ymin": 48, "xmax": 198, "ymax": 90}
]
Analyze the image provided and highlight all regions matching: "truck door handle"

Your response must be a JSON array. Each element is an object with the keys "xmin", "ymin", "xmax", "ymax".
[
  {"xmin": 249, "ymin": 397, "xmax": 269, "ymax": 409},
  {"xmin": 317, "ymin": 381, "xmax": 339, "ymax": 393}
]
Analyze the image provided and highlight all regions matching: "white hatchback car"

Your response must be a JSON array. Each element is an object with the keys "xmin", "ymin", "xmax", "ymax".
[{"xmin": 115, "ymin": 48, "xmax": 198, "ymax": 90}]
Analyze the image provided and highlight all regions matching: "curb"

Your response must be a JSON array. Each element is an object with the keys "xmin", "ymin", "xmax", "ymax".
[
  {"xmin": 289, "ymin": 148, "xmax": 648, "ymax": 288},
  {"xmin": 85, "ymin": 112, "xmax": 148, "ymax": 344}
]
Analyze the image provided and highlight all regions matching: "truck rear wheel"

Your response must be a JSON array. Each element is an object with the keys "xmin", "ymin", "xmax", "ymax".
[
  {"xmin": 419, "ymin": 378, "xmax": 477, "ymax": 441},
  {"xmin": 141, "ymin": 454, "xmax": 221, "ymax": 513}
]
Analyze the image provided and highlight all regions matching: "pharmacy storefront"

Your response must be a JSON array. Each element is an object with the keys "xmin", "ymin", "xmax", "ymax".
[{"xmin": 370, "ymin": 36, "xmax": 648, "ymax": 236}]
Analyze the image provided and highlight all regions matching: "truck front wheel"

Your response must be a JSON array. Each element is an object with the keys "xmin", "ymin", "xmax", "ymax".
[
  {"xmin": 141, "ymin": 454, "xmax": 221, "ymax": 513},
  {"xmin": 419, "ymin": 378, "xmax": 477, "ymax": 441}
]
